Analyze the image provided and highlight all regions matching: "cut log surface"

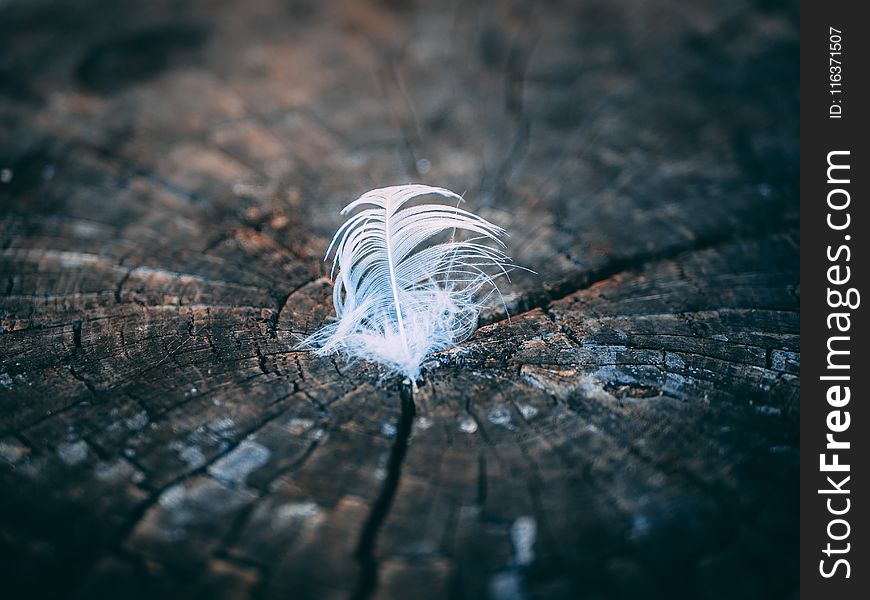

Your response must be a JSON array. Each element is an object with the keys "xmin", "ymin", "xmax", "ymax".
[{"xmin": 0, "ymin": 0, "xmax": 798, "ymax": 599}]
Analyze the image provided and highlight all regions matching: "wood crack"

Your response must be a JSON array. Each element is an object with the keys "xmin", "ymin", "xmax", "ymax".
[
  {"xmin": 351, "ymin": 379, "xmax": 416, "ymax": 600},
  {"xmin": 488, "ymin": 227, "xmax": 796, "ymax": 327}
]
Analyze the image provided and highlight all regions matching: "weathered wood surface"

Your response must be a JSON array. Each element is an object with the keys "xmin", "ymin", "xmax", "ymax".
[{"xmin": 0, "ymin": 0, "xmax": 798, "ymax": 599}]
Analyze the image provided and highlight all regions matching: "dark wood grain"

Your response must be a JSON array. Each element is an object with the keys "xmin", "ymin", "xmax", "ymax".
[{"xmin": 0, "ymin": 0, "xmax": 798, "ymax": 599}]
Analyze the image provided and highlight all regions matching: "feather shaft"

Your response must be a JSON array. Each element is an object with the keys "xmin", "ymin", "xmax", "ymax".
[{"xmin": 383, "ymin": 200, "xmax": 409, "ymax": 353}]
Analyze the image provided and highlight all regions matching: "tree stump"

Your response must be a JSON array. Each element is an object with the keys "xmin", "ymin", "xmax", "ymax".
[{"xmin": 0, "ymin": 0, "xmax": 799, "ymax": 598}]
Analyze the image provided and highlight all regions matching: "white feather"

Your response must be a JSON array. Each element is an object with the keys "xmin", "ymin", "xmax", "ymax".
[{"xmin": 300, "ymin": 184, "xmax": 517, "ymax": 380}]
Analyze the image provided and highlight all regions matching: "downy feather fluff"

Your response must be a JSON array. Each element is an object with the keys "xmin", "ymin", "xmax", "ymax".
[{"xmin": 301, "ymin": 184, "xmax": 516, "ymax": 381}]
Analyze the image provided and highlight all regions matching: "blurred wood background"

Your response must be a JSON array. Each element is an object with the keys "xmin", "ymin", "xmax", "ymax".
[{"xmin": 0, "ymin": 0, "xmax": 798, "ymax": 599}]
